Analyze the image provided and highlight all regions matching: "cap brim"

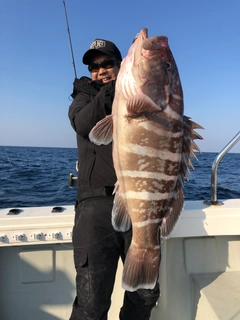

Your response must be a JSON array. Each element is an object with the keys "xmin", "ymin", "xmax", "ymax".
[{"xmin": 82, "ymin": 49, "xmax": 116, "ymax": 65}]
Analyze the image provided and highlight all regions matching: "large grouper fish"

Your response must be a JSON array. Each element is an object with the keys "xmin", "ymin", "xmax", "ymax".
[{"xmin": 89, "ymin": 28, "xmax": 203, "ymax": 292}]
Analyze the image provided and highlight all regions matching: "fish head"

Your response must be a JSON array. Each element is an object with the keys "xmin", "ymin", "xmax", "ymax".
[{"xmin": 128, "ymin": 28, "xmax": 183, "ymax": 113}]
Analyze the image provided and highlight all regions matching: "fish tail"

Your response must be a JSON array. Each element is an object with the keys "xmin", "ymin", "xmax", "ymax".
[{"xmin": 122, "ymin": 245, "xmax": 160, "ymax": 292}]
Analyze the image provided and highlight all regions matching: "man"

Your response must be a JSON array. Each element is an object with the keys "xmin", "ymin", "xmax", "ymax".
[{"xmin": 68, "ymin": 38, "xmax": 160, "ymax": 320}]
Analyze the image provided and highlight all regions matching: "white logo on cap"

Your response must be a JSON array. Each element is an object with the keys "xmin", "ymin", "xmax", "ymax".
[{"xmin": 90, "ymin": 40, "xmax": 106, "ymax": 49}]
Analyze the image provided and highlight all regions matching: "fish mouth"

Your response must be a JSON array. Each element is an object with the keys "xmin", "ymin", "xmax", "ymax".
[
  {"xmin": 137, "ymin": 28, "xmax": 168, "ymax": 50},
  {"xmin": 143, "ymin": 37, "xmax": 168, "ymax": 51},
  {"xmin": 137, "ymin": 28, "xmax": 148, "ymax": 41}
]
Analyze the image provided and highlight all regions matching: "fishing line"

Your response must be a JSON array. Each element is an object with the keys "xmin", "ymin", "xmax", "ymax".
[
  {"xmin": 60, "ymin": 229, "xmax": 165, "ymax": 250},
  {"xmin": 1, "ymin": 146, "xmax": 72, "ymax": 205},
  {"xmin": 60, "ymin": 230, "xmax": 118, "ymax": 249},
  {"xmin": 1, "ymin": 146, "xmax": 24, "ymax": 186},
  {"xmin": 62, "ymin": 0, "xmax": 77, "ymax": 79}
]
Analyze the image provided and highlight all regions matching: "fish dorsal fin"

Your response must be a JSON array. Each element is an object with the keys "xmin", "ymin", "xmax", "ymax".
[
  {"xmin": 181, "ymin": 116, "xmax": 204, "ymax": 181},
  {"xmin": 112, "ymin": 184, "xmax": 131, "ymax": 232},
  {"xmin": 89, "ymin": 115, "xmax": 113, "ymax": 145},
  {"xmin": 126, "ymin": 94, "xmax": 162, "ymax": 118},
  {"xmin": 160, "ymin": 117, "xmax": 203, "ymax": 238}
]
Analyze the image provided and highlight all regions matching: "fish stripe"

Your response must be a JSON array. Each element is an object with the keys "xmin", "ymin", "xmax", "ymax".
[
  {"xmin": 120, "ymin": 144, "xmax": 182, "ymax": 161},
  {"xmin": 123, "ymin": 190, "xmax": 178, "ymax": 200},
  {"xmin": 117, "ymin": 153, "xmax": 181, "ymax": 175},
  {"xmin": 139, "ymin": 121, "xmax": 183, "ymax": 138},
  {"xmin": 119, "ymin": 170, "xmax": 178, "ymax": 181},
  {"xmin": 133, "ymin": 218, "xmax": 162, "ymax": 228},
  {"xmin": 119, "ymin": 69, "xmax": 140, "ymax": 99},
  {"xmin": 172, "ymin": 93, "xmax": 182, "ymax": 100},
  {"xmin": 164, "ymin": 105, "xmax": 183, "ymax": 120}
]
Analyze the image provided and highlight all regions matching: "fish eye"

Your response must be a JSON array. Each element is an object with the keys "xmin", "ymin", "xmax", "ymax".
[{"xmin": 166, "ymin": 62, "xmax": 171, "ymax": 70}]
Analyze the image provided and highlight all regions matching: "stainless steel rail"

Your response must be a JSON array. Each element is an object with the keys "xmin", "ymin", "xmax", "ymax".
[{"xmin": 204, "ymin": 131, "xmax": 240, "ymax": 206}]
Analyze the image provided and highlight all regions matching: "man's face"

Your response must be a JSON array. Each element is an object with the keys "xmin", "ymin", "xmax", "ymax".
[{"xmin": 89, "ymin": 53, "xmax": 120, "ymax": 83}]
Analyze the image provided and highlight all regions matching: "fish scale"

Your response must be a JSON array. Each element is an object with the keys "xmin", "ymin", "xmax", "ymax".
[{"xmin": 89, "ymin": 28, "xmax": 203, "ymax": 292}]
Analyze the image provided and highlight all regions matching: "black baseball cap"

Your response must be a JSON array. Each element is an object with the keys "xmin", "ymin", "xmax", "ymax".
[{"xmin": 82, "ymin": 39, "xmax": 122, "ymax": 65}]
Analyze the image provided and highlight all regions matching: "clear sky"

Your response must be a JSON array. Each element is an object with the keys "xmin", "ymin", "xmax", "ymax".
[{"xmin": 0, "ymin": 0, "xmax": 239, "ymax": 153}]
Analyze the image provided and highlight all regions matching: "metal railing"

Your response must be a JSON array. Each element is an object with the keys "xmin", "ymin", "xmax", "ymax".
[{"xmin": 204, "ymin": 131, "xmax": 240, "ymax": 206}]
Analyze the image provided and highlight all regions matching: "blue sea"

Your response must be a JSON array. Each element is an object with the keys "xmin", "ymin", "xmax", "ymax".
[{"xmin": 0, "ymin": 146, "xmax": 239, "ymax": 209}]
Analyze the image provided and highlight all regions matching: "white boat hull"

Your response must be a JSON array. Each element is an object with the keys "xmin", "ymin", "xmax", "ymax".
[{"xmin": 0, "ymin": 199, "xmax": 240, "ymax": 319}]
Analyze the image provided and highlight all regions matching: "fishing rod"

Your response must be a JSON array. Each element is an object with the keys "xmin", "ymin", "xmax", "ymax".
[{"xmin": 62, "ymin": 0, "xmax": 77, "ymax": 79}]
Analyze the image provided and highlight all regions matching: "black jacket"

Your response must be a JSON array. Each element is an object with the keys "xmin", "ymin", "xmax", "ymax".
[{"xmin": 68, "ymin": 76, "xmax": 117, "ymax": 197}]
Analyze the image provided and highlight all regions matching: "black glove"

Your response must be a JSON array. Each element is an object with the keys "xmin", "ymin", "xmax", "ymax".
[
  {"xmin": 100, "ymin": 80, "xmax": 116, "ymax": 101},
  {"xmin": 99, "ymin": 80, "xmax": 116, "ymax": 114}
]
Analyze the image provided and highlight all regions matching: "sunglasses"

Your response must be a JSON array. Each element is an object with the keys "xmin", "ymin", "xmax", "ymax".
[{"xmin": 88, "ymin": 59, "xmax": 119, "ymax": 72}]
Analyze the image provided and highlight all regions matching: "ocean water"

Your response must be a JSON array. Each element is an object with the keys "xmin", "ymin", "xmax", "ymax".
[{"xmin": 0, "ymin": 146, "xmax": 239, "ymax": 209}]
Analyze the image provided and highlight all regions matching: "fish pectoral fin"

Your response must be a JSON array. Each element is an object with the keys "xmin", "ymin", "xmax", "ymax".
[
  {"xmin": 89, "ymin": 115, "xmax": 113, "ymax": 145},
  {"xmin": 122, "ymin": 245, "xmax": 160, "ymax": 292},
  {"xmin": 126, "ymin": 94, "xmax": 162, "ymax": 118},
  {"xmin": 112, "ymin": 191, "xmax": 131, "ymax": 232}
]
